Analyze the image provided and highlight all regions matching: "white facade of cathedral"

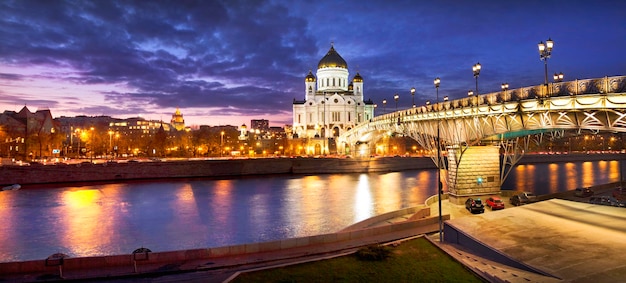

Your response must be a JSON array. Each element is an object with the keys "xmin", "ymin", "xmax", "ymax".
[{"xmin": 292, "ymin": 44, "xmax": 375, "ymax": 141}]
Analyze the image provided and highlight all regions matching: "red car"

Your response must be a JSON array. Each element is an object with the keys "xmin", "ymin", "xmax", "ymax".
[{"xmin": 486, "ymin": 196, "xmax": 505, "ymax": 210}]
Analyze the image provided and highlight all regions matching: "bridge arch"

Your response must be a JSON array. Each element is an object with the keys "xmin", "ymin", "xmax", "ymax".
[{"xmin": 338, "ymin": 76, "xmax": 626, "ymax": 203}]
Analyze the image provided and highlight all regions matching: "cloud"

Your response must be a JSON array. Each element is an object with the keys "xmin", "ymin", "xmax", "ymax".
[{"xmin": 1, "ymin": 0, "xmax": 625, "ymax": 125}]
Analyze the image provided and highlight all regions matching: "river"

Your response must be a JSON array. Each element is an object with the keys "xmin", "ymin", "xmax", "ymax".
[{"xmin": 0, "ymin": 160, "xmax": 622, "ymax": 262}]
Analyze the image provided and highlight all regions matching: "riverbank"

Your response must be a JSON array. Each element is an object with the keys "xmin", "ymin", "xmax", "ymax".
[
  {"xmin": 0, "ymin": 156, "xmax": 435, "ymax": 186},
  {"xmin": 1, "ymin": 152, "xmax": 623, "ymax": 186}
]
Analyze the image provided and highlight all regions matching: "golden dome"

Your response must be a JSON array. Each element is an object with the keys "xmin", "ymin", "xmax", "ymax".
[
  {"xmin": 305, "ymin": 70, "xmax": 316, "ymax": 82},
  {"xmin": 317, "ymin": 44, "xmax": 347, "ymax": 69},
  {"xmin": 352, "ymin": 72, "xmax": 363, "ymax": 82}
]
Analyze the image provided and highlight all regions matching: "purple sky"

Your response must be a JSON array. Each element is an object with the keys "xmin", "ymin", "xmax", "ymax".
[{"xmin": 1, "ymin": 0, "xmax": 625, "ymax": 127}]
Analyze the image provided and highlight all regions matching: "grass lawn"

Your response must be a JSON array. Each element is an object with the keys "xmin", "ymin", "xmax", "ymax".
[{"xmin": 232, "ymin": 236, "xmax": 482, "ymax": 283}]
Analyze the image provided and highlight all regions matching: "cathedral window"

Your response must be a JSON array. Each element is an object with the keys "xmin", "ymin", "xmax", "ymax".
[
  {"xmin": 333, "ymin": 78, "xmax": 336, "ymax": 86},
  {"xmin": 298, "ymin": 114, "xmax": 301, "ymax": 124},
  {"xmin": 308, "ymin": 86, "xmax": 313, "ymax": 94},
  {"xmin": 332, "ymin": 112, "xmax": 341, "ymax": 122},
  {"xmin": 348, "ymin": 112, "xmax": 351, "ymax": 122},
  {"xmin": 326, "ymin": 78, "xmax": 329, "ymax": 86},
  {"xmin": 356, "ymin": 87, "xmax": 360, "ymax": 94}
]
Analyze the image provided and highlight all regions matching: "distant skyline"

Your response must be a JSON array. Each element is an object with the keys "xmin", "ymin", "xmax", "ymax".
[{"xmin": 1, "ymin": 0, "xmax": 625, "ymax": 127}]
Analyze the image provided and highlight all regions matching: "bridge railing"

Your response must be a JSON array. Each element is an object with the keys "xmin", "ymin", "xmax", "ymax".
[{"xmin": 376, "ymin": 75, "xmax": 626, "ymax": 121}]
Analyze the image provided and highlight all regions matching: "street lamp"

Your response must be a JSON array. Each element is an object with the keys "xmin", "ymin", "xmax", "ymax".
[
  {"xmin": 89, "ymin": 127, "xmax": 94, "ymax": 162},
  {"xmin": 553, "ymin": 72, "xmax": 564, "ymax": 82},
  {"xmin": 410, "ymin": 87, "xmax": 416, "ymax": 108},
  {"xmin": 434, "ymin": 76, "xmax": 443, "ymax": 242},
  {"xmin": 382, "ymin": 99, "xmax": 387, "ymax": 114},
  {"xmin": 501, "ymin": 83, "xmax": 509, "ymax": 102},
  {"xmin": 220, "ymin": 131, "xmax": 225, "ymax": 157},
  {"xmin": 394, "ymin": 94, "xmax": 399, "ymax": 111},
  {"xmin": 472, "ymin": 62, "xmax": 481, "ymax": 95},
  {"xmin": 108, "ymin": 130, "xmax": 113, "ymax": 159},
  {"xmin": 538, "ymin": 38, "xmax": 554, "ymax": 96},
  {"xmin": 553, "ymin": 72, "xmax": 564, "ymax": 96}
]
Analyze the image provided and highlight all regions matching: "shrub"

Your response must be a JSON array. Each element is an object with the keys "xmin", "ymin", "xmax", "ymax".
[{"xmin": 355, "ymin": 245, "xmax": 392, "ymax": 261}]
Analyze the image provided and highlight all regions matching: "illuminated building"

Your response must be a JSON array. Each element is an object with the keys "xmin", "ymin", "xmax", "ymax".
[
  {"xmin": 170, "ymin": 108, "xmax": 186, "ymax": 131},
  {"xmin": 291, "ymin": 43, "xmax": 375, "ymax": 154}
]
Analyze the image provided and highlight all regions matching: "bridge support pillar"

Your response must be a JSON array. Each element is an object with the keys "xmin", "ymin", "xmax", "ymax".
[{"xmin": 447, "ymin": 145, "xmax": 501, "ymax": 205}]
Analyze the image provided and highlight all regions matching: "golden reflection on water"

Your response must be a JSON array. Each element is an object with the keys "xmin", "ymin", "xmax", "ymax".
[
  {"xmin": 515, "ymin": 164, "xmax": 535, "ymax": 192},
  {"xmin": 564, "ymin": 162, "xmax": 578, "ymax": 190},
  {"xmin": 582, "ymin": 162, "xmax": 594, "ymax": 187},
  {"xmin": 354, "ymin": 174, "xmax": 373, "ymax": 222},
  {"xmin": 609, "ymin": 161, "xmax": 621, "ymax": 181},
  {"xmin": 548, "ymin": 164, "xmax": 559, "ymax": 194},
  {"xmin": 374, "ymin": 172, "xmax": 401, "ymax": 214},
  {"xmin": 299, "ymin": 176, "xmax": 325, "ymax": 232},
  {"xmin": 171, "ymin": 183, "xmax": 201, "ymax": 230},
  {"xmin": 60, "ymin": 188, "xmax": 114, "ymax": 257},
  {"xmin": 511, "ymin": 161, "xmax": 622, "ymax": 193},
  {"xmin": 0, "ymin": 191, "xmax": 17, "ymax": 260},
  {"xmin": 211, "ymin": 180, "xmax": 234, "ymax": 227}
]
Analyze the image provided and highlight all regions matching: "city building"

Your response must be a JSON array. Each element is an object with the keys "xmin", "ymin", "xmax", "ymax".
[
  {"xmin": 170, "ymin": 108, "xmax": 186, "ymax": 131},
  {"xmin": 0, "ymin": 106, "xmax": 58, "ymax": 160},
  {"xmin": 251, "ymin": 119, "xmax": 269, "ymax": 132},
  {"xmin": 291, "ymin": 43, "xmax": 375, "ymax": 155}
]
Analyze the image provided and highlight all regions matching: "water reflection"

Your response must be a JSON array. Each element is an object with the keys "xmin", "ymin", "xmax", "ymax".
[
  {"xmin": 1, "ymin": 160, "xmax": 623, "ymax": 262},
  {"xmin": 354, "ymin": 174, "xmax": 373, "ymax": 223},
  {"xmin": 502, "ymin": 160, "xmax": 622, "ymax": 194}
]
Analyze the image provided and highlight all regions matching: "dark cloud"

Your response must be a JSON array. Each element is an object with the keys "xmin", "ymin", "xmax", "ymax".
[{"xmin": 1, "ymin": 0, "xmax": 625, "ymax": 124}]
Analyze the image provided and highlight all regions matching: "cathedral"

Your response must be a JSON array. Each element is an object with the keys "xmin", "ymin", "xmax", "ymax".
[{"xmin": 292, "ymin": 44, "xmax": 375, "ymax": 155}]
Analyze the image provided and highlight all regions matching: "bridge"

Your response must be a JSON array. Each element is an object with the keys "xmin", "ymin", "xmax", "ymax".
[{"xmin": 338, "ymin": 75, "xmax": 626, "ymax": 203}]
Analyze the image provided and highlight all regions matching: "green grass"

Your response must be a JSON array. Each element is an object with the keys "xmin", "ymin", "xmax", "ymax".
[{"xmin": 232, "ymin": 237, "xmax": 482, "ymax": 283}]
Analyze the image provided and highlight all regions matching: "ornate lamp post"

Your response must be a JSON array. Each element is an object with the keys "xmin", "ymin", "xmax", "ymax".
[
  {"xmin": 382, "ymin": 99, "xmax": 387, "ymax": 114},
  {"xmin": 501, "ymin": 83, "xmax": 509, "ymax": 102},
  {"xmin": 538, "ymin": 38, "xmax": 554, "ymax": 96},
  {"xmin": 553, "ymin": 72, "xmax": 563, "ymax": 95},
  {"xmin": 434, "ymin": 76, "xmax": 443, "ymax": 242},
  {"xmin": 410, "ymin": 87, "xmax": 416, "ymax": 108},
  {"xmin": 472, "ymin": 62, "xmax": 481, "ymax": 95},
  {"xmin": 553, "ymin": 72, "xmax": 564, "ymax": 82},
  {"xmin": 394, "ymin": 94, "xmax": 399, "ymax": 111}
]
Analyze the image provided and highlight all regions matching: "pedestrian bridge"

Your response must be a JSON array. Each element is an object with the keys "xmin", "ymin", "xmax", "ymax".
[{"xmin": 337, "ymin": 75, "xmax": 626, "ymax": 203}]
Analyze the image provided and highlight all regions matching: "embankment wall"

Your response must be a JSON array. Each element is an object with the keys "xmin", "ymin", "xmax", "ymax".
[
  {"xmin": 0, "ymin": 157, "xmax": 435, "ymax": 186},
  {"xmin": 0, "ymin": 214, "xmax": 446, "ymax": 277}
]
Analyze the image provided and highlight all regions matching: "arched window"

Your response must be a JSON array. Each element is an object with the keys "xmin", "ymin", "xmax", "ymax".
[
  {"xmin": 333, "ymin": 78, "xmax": 336, "ymax": 86},
  {"xmin": 308, "ymin": 86, "xmax": 313, "ymax": 94}
]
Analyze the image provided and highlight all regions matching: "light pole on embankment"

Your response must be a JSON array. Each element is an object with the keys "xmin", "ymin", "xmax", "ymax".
[
  {"xmin": 434, "ymin": 76, "xmax": 443, "ymax": 242},
  {"xmin": 538, "ymin": 38, "xmax": 554, "ymax": 96}
]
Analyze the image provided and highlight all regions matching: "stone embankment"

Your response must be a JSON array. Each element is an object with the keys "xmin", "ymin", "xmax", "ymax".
[
  {"xmin": 1, "ymin": 153, "xmax": 623, "ymax": 186},
  {"xmin": 0, "ymin": 156, "xmax": 436, "ymax": 186}
]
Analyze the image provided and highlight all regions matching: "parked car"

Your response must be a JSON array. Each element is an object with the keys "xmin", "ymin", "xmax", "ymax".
[
  {"xmin": 510, "ymin": 192, "xmax": 535, "ymax": 206},
  {"xmin": 485, "ymin": 197, "xmax": 505, "ymax": 210},
  {"xmin": 510, "ymin": 195, "xmax": 524, "ymax": 206},
  {"xmin": 519, "ymin": 192, "xmax": 537, "ymax": 202},
  {"xmin": 589, "ymin": 196, "xmax": 626, "ymax": 207},
  {"xmin": 574, "ymin": 187, "xmax": 594, "ymax": 197},
  {"xmin": 465, "ymin": 198, "xmax": 485, "ymax": 214}
]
